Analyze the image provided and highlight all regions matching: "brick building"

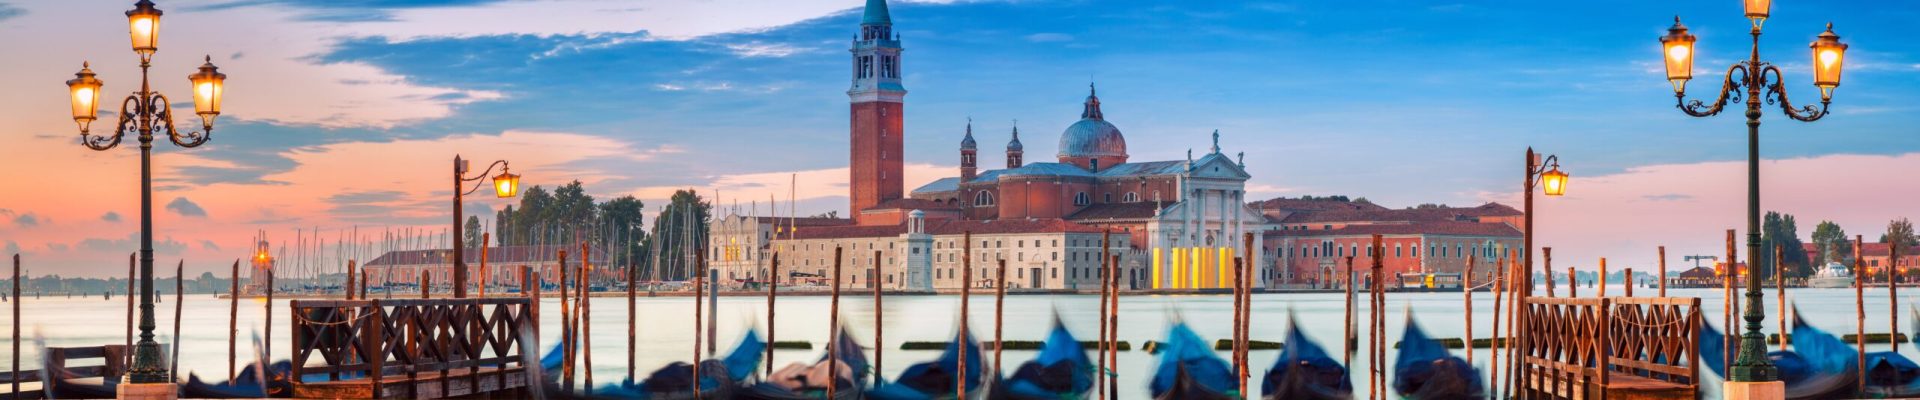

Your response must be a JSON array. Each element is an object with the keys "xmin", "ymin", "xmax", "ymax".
[{"xmin": 1255, "ymin": 199, "xmax": 1525, "ymax": 288}]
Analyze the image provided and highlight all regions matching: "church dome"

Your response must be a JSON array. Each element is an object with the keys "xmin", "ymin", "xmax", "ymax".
[
  {"xmin": 1057, "ymin": 84, "xmax": 1126, "ymax": 159},
  {"xmin": 1058, "ymin": 119, "xmax": 1124, "ymax": 158}
]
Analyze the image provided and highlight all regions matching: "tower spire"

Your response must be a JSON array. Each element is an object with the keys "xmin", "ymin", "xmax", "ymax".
[
  {"xmin": 1081, "ymin": 82, "xmax": 1103, "ymax": 120},
  {"xmin": 862, "ymin": 0, "xmax": 893, "ymax": 26},
  {"xmin": 1007, "ymin": 120, "xmax": 1024, "ymax": 169}
]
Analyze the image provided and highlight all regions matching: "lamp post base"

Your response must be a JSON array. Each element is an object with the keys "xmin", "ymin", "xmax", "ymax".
[
  {"xmin": 116, "ymin": 382, "xmax": 178, "ymax": 400},
  {"xmin": 1722, "ymin": 380, "xmax": 1783, "ymax": 400}
]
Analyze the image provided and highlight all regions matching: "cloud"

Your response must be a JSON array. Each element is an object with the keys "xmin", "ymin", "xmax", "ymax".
[
  {"xmin": 725, "ymin": 41, "xmax": 808, "ymax": 58},
  {"xmin": 11, "ymin": 213, "xmax": 40, "ymax": 227},
  {"xmin": 1641, "ymin": 194, "xmax": 1692, "ymax": 202},
  {"xmin": 4, "ymin": 241, "xmax": 19, "ymax": 255},
  {"xmin": 1025, "ymin": 33, "xmax": 1073, "ymax": 43},
  {"xmin": 199, "ymin": 240, "xmax": 222, "ymax": 251},
  {"xmin": 101, "ymin": 212, "xmax": 121, "ymax": 222},
  {"xmin": 166, "ymin": 198, "xmax": 208, "ymax": 218},
  {"xmin": 77, "ymin": 233, "xmax": 188, "ymax": 256},
  {"xmin": 0, "ymin": 3, "xmax": 23, "ymax": 22}
]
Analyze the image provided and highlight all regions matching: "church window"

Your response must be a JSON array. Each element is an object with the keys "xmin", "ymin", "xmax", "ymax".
[
  {"xmin": 1124, "ymin": 192, "xmax": 1139, "ymax": 202},
  {"xmin": 1074, "ymin": 192, "xmax": 1091, "ymax": 206},
  {"xmin": 974, "ymin": 191, "xmax": 995, "ymax": 207},
  {"xmin": 1105, "ymin": 193, "xmax": 1114, "ymax": 203}
]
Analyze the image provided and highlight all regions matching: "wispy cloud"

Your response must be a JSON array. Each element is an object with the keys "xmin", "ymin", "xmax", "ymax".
[
  {"xmin": 1025, "ymin": 33, "xmax": 1073, "ymax": 43},
  {"xmin": 725, "ymin": 41, "xmax": 808, "ymax": 57},
  {"xmin": 101, "ymin": 212, "xmax": 121, "ymax": 222},
  {"xmin": 166, "ymin": 198, "xmax": 208, "ymax": 218}
]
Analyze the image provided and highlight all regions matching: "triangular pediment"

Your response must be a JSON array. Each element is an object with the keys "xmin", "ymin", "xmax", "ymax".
[{"xmin": 1189, "ymin": 153, "xmax": 1250, "ymax": 180}]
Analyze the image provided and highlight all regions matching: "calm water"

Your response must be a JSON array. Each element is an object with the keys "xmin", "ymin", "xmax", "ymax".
[{"xmin": 1, "ymin": 286, "xmax": 1911, "ymax": 398}]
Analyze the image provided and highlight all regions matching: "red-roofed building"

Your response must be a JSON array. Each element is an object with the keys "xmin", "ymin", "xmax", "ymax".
[
  {"xmin": 1253, "ymin": 198, "xmax": 1526, "ymax": 287},
  {"xmin": 716, "ymin": 210, "xmax": 1134, "ymax": 290}
]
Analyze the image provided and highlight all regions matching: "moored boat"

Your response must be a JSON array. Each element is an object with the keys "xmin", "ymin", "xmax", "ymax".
[
  {"xmin": 1392, "ymin": 316, "xmax": 1482, "ymax": 400},
  {"xmin": 1262, "ymin": 313, "xmax": 1352, "ymax": 400}
]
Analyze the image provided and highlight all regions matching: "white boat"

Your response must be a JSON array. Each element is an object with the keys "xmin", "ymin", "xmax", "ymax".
[{"xmin": 1807, "ymin": 262, "xmax": 1854, "ymax": 288}]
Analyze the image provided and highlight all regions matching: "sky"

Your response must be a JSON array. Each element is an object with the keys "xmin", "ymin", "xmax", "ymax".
[{"xmin": 0, "ymin": 0, "xmax": 1915, "ymax": 278}]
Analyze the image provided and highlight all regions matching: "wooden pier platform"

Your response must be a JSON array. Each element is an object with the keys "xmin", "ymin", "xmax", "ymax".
[{"xmin": 289, "ymin": 298, "xmax": 534, "ymax": 399}]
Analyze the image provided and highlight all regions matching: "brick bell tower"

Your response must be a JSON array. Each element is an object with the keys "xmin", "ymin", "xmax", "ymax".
[{"xmin": 848, "ymin": 0, "xmax": 906, "ymax": 225}]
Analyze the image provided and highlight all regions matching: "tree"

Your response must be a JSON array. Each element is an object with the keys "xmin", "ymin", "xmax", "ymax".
[
  {"xmin": 464, "ymin": 215, "xmax": 483, "ymax": 248},
  {"xmin": 647, "ymin": 189, "xmax": 711, "ymax": 280},
  {"xmin": 597, "ymin": 195, "xmax": 647, "ymax": 271},
  {"xmin": 1809, "ymin": 220, "xmax": 1852, "ymax": 266},
  {"xmin": 810, "ymin": 211, "xmax": 839, "ymax": 219},
  {"xmin": 1885, "ymin": 218, "xmax": 1918, "ymax": 248},
  {"xmin": 1759, "ymin": 211, "xmax": 1810, "ymax": 278}
]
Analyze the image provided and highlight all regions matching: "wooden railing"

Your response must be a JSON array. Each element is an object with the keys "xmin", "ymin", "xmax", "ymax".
[
  {"xmin": 289, "ymin": 298, "xmax": 533, "ymax": 398},
  {"xmin": 1519, "ymin": 296, "xmax": 1701, "ymax": 399}
]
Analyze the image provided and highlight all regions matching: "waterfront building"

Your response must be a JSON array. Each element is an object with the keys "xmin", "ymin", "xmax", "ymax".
[
  {"xmin": 1255, "ymin": 199, "xmax": 1525, "ymax": 288},
  {"xmin": 362, "ymin": 244, "xmax": 605, "ymax": 290}
]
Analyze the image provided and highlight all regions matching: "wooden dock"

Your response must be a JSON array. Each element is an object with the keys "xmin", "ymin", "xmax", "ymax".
[
  {"xmin": 1519, "ymin": 296, "xmax": 1701, "ymax": 400},
  {"xmin": 289, "ymin": 298, "xmax": 534, "ymax": 399}
]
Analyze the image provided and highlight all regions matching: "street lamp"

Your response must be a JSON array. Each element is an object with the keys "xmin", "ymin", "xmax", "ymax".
[
  {"xmin": 1661, "ymin": 6, "xmax": 1848, "ymax": 384},
  {"xmin": 453, "ymin": 155, "xmax": 519, "ymax": 298},
  {"xmin": 64, "ymin": 0, "xmax": 229, "ymax": 392}
]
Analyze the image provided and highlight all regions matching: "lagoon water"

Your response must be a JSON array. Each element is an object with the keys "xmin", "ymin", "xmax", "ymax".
[{"xmin": 2, "ymin": 285, "xmax": 1912, "ymax": 398}]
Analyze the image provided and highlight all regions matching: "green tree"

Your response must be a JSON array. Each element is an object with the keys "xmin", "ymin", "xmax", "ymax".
[
  {"xmin": 1809, "ymin": 220, "xmax": 1852, "ymax": 266},
  {"xmin": 1885, "ymin": 218, "xmax": 1918, "ymax": 248},
  {"xmin": 1760, "ymin": 211, "xmax": 1810, "ymax": 278},
  {"xmin": 597, "ymin": 195, "xmax": 647, "ymax": 272},
  {"xmin": 647, "ymin": 189, "xmax": 711, "ymax": 280},
  {"xmin": 464, "ymin": 215, "xmax": 483, "ymax": 248}
]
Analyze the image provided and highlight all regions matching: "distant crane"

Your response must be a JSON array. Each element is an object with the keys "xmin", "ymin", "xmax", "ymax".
[{"xmin": 1683, "ymin": 255, "xmax": 1719, "ymax": 271}]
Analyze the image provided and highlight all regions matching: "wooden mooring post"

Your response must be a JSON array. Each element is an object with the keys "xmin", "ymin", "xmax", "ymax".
[
  {"xmin": 993, "ymin": 258, "xmax": 1005, "ymax": 380},
  {"xmin": 826, "ymin": 246, "xmax": 842, "ymax": 400},
  {"xmin": 1658, "ymin": 246, "xmax": 1668, "ymax": 297},
  {"xmin": 1343, "ymin": 256, "xmax": 1355, "ymax": 366},
  {"xmin": 874, "ymin": 250, "xmax": 886, "ymax": 387},
  {"xmin": 959, "ymin": 231, "xmax": 972, "ymax": 400},
  {"xmin": 12, "ymin": 254, "xmax": 20, "ymax": 398},
  {"xmin": 1856, "ymin": 236, "xmax": 1867, "ymax": 395},
  {"xmin": 766, "ymin": 253, "xmax": 780, "ymax": 377},
  {"xmin": 1776, "ymin": 244, "xmax": 1786, "ymax": 351},
  {"xmin": 229, "ymin": 259, "xmax": 240, "ymax": 380},
  {"xmin": 581, "ymin": 243, "xmax": 594, "ymax": 393},
  {"xmin": 171, "ymin": 261, "xmax": 183, "ymax": 383},
  {"xmin": 1096, "ymin": 230, "xmax": 1109, "ymax": 400}
]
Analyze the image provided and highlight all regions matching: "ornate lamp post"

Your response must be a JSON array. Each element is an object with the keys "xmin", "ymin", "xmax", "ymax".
[
  {"xmin": 1661, "ymin": 0, "xmax": 1848, "ymax": 383},
  {"xmin": 1524, "ymin": 148, "xmax": 1567, "ymax": 294},
  {"xmin": 64, "ymin": 1, "xmax": 227, "ymax": 395},
  {"xmin": 452, "ymin": 155, "xmax": 519, "ymax": 298}
]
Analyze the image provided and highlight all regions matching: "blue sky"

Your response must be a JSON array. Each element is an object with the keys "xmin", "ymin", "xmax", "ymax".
[{"xmin": 1, "ymin": 0, "xmax": 1916, "ymax": 275}]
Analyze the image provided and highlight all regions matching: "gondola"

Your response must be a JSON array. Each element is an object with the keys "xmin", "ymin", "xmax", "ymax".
[
  {"xmin": 1147, "ymin": 320, "xmax": 1235, "ymax": 400},
  {"xmin": 1700, "ymin": 309, "xmax": 1856, "ymax": 400},
  {"xmin": 868, "ymin": 324, "xmax": 987, "ymax": 400},
  {"xmin": 1855, "ymin": 307, "xmax": 1920, "ymax": 397},
  {"xmin": 740, "ymin": 323, "xmax": 870, "ymax": 400},
  {"xmin": 1262, "ymin": 314, "xmax": 1352, "ymax": 400},
  {"xmin": 1391, "ymin": 316, "xmax": 1483, "ymax": 400},
  {"xmin": 181, "ymin": 360, "xmax": 295, "ymax": 398},
  {"xmin": 987, "ymin": 315, "xmax": 1092, "ymax": 400},
  {"xmin": 585, "ymin": 330, "xmax": 766, "ymax": 400}
]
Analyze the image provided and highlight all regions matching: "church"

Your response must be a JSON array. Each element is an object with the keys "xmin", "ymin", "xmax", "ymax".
[
  {"xmin": 707, "ymin": 0, "xmax": 1266, "ymax": 291},
  {"xmin": 706, "ymin": 0, "xmax": 1523, "ymax": 291}
]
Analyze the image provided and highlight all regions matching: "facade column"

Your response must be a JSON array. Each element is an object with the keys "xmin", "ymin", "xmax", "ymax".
[{"xmin": 1193, "ymin": 187, "xmax": 1207, "ymax": 289}]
